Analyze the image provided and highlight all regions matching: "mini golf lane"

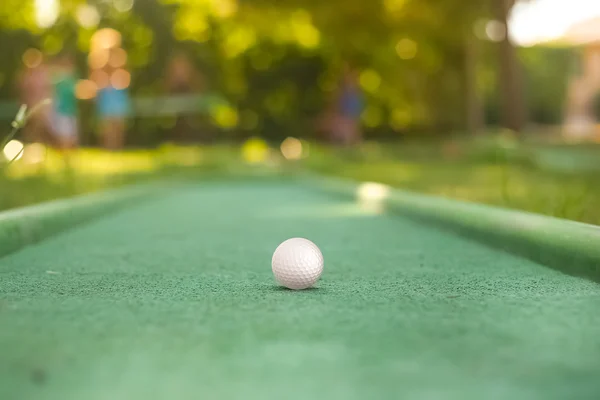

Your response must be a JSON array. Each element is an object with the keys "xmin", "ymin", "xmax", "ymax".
[{"xmin": 0, "ymin": 181, "xmax": 599, "ymax": 400}]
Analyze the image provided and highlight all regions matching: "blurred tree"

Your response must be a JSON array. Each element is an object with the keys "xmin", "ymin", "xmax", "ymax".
[
  {"xmin": 0, "ymin": 0, "xmax": 577, "ymax": 143},
  {"xmin": 521, "ymin": 46, "xmax": 572, "ymax": 125},
  {"xmin": 491, "ymin": 0, "xmax": 527, "ymax": 132},
  {"xmin": 464, "ymin": 32, "xmax": 485, "ymax": 134}
]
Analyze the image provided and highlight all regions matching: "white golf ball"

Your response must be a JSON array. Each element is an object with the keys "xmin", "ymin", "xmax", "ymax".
[{"xmin": 271, "ymin": 238, "xmax": 324, "ymax": 290}]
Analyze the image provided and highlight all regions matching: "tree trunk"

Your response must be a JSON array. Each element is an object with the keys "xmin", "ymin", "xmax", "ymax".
[
  {"xmin": 464, "ymin": 32, "xmax": 484, "ymax": 134},
  {"xmin": 493, "ymin": 0, "xmax": 527, "ymax": 132}
]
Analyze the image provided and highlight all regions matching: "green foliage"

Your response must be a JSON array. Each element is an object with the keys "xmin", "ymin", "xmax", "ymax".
[
  {"xmin": 0, "ymin": 0, "xmax": 582, "ymax": 141},
  {"xmin": 520, "ymin": 46, "xmax": 574, "ymax": 124}
]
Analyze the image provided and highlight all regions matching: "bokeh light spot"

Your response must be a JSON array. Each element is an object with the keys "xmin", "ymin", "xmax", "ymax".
[
  {"xmin": 391, "ymin": 108, "xmax": 412, "ymax": 129},
  {"xmin": 359, "ymin": 69, "xmax": 381, "ymax": 93},
  {"xmin": 110, "ymin": 69, "xmax": 131, "ymax": 90},
  {"xmin": 396, "ymin": 38, "xmax": 418, "ymax": 60},
  {"xmin": 76, "ymin": 4, "xmax": 100, "ymax": 28},
  {"xmin": 109, "ymin": 47, "xmax": 128, "ymax": 68},
  {"xmin": 357, "ymin": 182, "xmax": 390, "ymax": 201},
  {"xmin": 224, "ymin": 26, "xmax": 256, "ymax": 58},
  {"xmin": 383, "ymin": 0, "xmax": 407, "ymax": 14},
  {"xmin": 242, "ymin": 137, "xmax": 269, "ymax": 164},
  {"xmin": 486, "ymin": 20, "xmax": 506, "ymax": 42},
  {"xmin": 23, "ymin": 143, "xmax": 47, "ymax": 164},
  {"xmin": 291, "ymin": 9, "xmax": 320, "ymax": 48},
  {"xmin": 42, "ymin": 34, "xmax": 63, "ymax": 55},
  {"xmin": 356, "ymin": 181, "xmax": 390, "ymax": 214},
  {"xmin": 175, "ymin": 10, "xmax": 210, "ymax": 42},
  {"xmin": 114, "ymin": 0, "xmax": 134, "ymax": 13},
  {"xmin": 212, "ymin": 105, "xmax": 239, "ymax": 128},
  {"xmin": 91, "ymin": 28, "xmax": 122, "ymax": 50},
  {"xmin": 3, "ymin": 140, "xmax": 24, "ymax": 162},
  {"xmin": 90, "ymin": 69, "xmax": 110, "ymax": 89},
  {"xmin": 280, "ymin": 137, "xmax": 303, "ymax": 160},
  {"xmin": 212, "ymin": 0, "xmax": 237, "ymax": 18},
  {"xmin": 22, "ymin": 49, "xmax": 43, "ymax": 68},
  {"xmin": 88, "ymin": 49, "xmax": 110, "ymax": 69},
  {"xmin": 35, "ymin": 0, "xmax": 59, "ymax": 28},
  {"xmin": 75, "ymin": 79, "xmax": 98, "ymax": 100},
  {"xmin": 132, "ymin": 25, "xmax": 154, "ymax": 48}
]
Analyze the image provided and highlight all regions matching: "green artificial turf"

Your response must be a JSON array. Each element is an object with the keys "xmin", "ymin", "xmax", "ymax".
[
  {"xmin": 0, "ymin": 184, "xmax": 160, "ymax": 259},
  {"xmin": 1, "ymin": 180, "xmax": 599, "ymax": 399},
  {"xmin": 308, "ymin": 176, "xmax": 600, "ymax": 282}
]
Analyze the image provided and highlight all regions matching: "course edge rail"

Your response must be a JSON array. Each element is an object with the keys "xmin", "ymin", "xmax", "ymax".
[
  {"xmin": 0, "ymin": 185, "xmax": 159, "ymax": 259},
  {"xmin": 306, "ymin": 175, "xmax": 600, "ymax": 282}
]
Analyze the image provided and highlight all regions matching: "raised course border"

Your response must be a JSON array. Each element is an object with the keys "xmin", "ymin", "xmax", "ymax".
[
  {"xmin": 306, "ymin": 175, "xmax": 600, "ymax": 283},
  {"xmin": 2, "ymin": 173, "xmax": 598, "ymax": 282},
  {"xmin": 0, "ymin": 184, "xmax": 161, "ymax": 259},
  {"xmin": 0, "ymin": 171, "xmax": 292, "ymax": 260}
]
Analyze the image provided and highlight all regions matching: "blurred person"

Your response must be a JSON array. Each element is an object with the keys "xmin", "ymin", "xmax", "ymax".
[
  {"xmin": 96, "ymin": 66, "xmax": 131, "ymax": 150},
  {"xmin": 329, "ymin": 64, "xmax": 364, "ymax": 145},
  {"xmin": 17, "ymin": 52, "xmax": 53, "ymax": 144},
  {"xmin": 315, "ymin": 99, "xmax": 338, "ymax": 142},
  {"xmin": 50, "ymin": 52, "xmax": 79, "ymax": 150},
  {"xmin": 165, "ymin": 51, "xmax": 205, "ymax": 142}
]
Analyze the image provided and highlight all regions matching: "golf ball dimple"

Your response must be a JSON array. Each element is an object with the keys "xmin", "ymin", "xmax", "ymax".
[{"xmin": 271, "ymin": 238, "xmax": 324, "ymax": 290}]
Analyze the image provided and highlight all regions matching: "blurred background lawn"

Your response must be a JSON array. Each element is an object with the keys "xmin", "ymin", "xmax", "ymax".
[{"xmin": 1, "ymin": 0, "xmax": 600, "ymax": 225}]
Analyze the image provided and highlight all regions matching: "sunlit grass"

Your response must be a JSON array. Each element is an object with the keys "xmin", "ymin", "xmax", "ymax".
[
  {"xmin": 0, "ymin": 143, "xmax": 284, "ymax": 212},
  {"xmin": 4, "ymin": 148, "xmax": 158, "ymax": 178},
  {"xmin": 1, "ymin": 141, "xmax": 599, "ymax": 227},
  {"xmin": 306, "ymin": 141, "xmax": 600, "ymax": 226},
  {"xmin": 310, "ymin": 140, "xmax": 600, "ymax": 225}
]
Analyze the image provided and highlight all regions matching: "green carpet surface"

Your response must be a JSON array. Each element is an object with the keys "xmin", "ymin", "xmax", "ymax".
[{"xmin": 1, "ymin": 181, "xmax": 599, "ymax": 400}]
